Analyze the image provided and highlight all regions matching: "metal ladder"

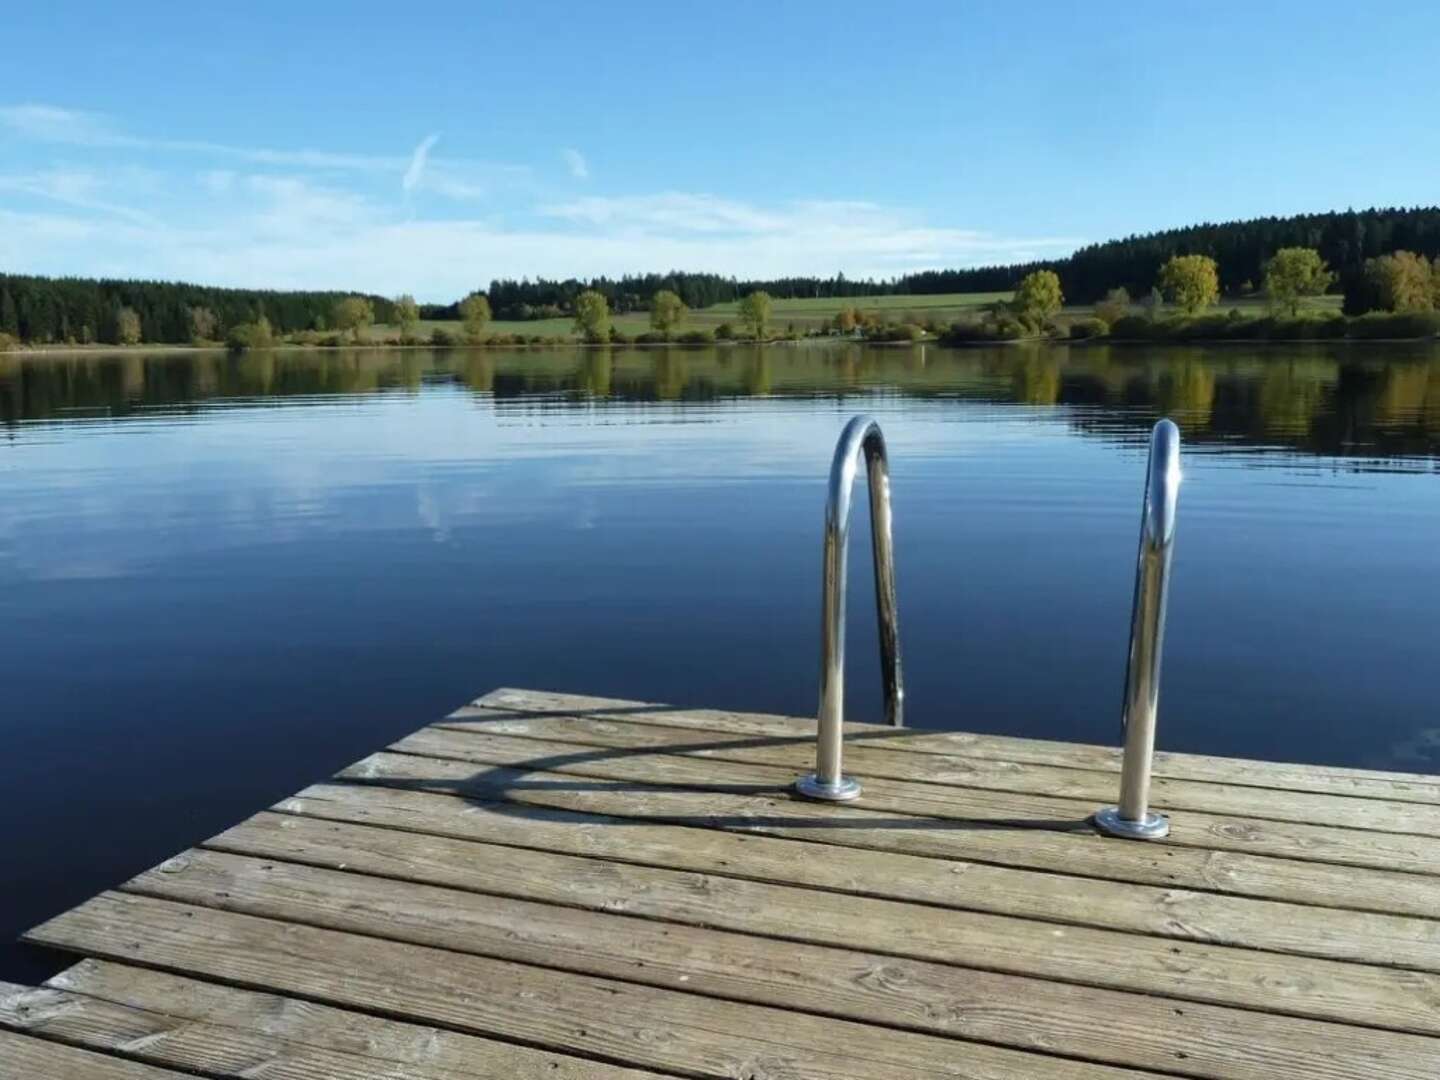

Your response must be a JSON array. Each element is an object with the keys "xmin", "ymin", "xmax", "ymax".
[{"xmin": 793, "ymin": 414, "xmax": 1182, "ymax": 841}]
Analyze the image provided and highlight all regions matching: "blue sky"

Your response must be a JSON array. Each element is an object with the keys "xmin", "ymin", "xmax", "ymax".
[{"xmin": 4, "ymin": 2, "xmax": 1439, "ymax": 301}]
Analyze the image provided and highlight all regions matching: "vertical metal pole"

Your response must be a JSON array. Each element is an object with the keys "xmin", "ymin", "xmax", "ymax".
[
  {"xmin": 1095, "ymin": 419, "xmax": 1182, "ymax": 840},
  {"xmin": 796, "ymin": 415, "xmax": 904, "ymax": 802}
]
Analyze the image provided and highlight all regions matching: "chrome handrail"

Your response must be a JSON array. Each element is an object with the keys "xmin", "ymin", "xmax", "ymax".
[
  {"xmin": 795, "ymin": 415, "xmax": 903, "ymax": 802},
  {"xmin": 1095, "ymin": 418, "xmax": 1182, "ymax": 839}
]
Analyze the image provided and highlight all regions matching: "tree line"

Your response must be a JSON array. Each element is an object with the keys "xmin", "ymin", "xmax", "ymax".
[
  {"xmin": 0, "ymin": 275, "xmax": 397, "ymax": 346},
  {"xmin": 419, "ymin": 271, "xmax": 900, "ymax": 322},
  {"xmin": 941, "ymin": 246, "xmax": 1440, "ymax": 344},
  {"xmin": 495, "ymin": 205, "xmax": 1440, "ymax": 310},
  {"xmin": 1051, "ymin": 206, "xmax": 1440, "ymax": 303},
  {"xmin": 8, "ymin": 206, "xmax": 1440, "ymax": 346}
]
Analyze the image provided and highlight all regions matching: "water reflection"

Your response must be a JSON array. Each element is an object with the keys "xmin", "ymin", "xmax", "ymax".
[
  {"xmin": 4, "ymin": 343, "xmax": 1439, "ymax": 464},
  {"xmin": 5, "ymin": 337, "xmax": 1440, "ymax": 992}
]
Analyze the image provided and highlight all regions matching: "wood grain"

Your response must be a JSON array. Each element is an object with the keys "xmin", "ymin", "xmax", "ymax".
[
  {"xmin": 174, "ymin": 825, "xmax": 1440, "ymax": 1054},
  {"xmin": 26, "ymin": 893, "xmax": 1166, "ymax": 1080},
  {"xmin": 0, "ymin": 1027, "xmax": 192, "ymax": 1080},
  {"xmin": 438, "ymin": 706, "xmax": 1440, "ymax": 836},
  {"xmin": 270, "ymin": 786, "xmax": 1440, "ymax": 970},
  {"xmin": 476, "ymin": 687, "xmax": 1440, "ymax": 803},
  {"xmin": 340, "ymin": 748, "xmax": 1440, "ymax": 918},
  {"xmin": 2, "ymin": 964, "xmax": 668, "ymax": 1080},
  {"xmin": 21, "ymin": 686, "xmax": 1440, "ymax": 1079},
  {"xmin": 388, "ymin": 726, "xmax": 1440, "ymax": 876}
]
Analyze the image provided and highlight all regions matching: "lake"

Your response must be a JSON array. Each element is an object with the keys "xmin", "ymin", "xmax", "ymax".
[{"xmin": 3, "ymin": 341, "xmax": 1439, "ymax": 981}]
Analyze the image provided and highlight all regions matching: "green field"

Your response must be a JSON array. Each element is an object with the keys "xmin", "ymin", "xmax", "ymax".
[
  {"xmin": 372, "ymin": 290, "xmax": 1345, "ymax": 343},
  {"xmin": 376, "ymin": 292, "xmax": 1016, "ymax": 342}
]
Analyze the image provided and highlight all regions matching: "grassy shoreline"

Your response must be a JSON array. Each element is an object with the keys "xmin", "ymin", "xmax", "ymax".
[
  {"xmin": 6, "ymin": 293, "xmax": 1439, "ymax": 355},
  {"xmin": 8, "ymin": 333, "xmax": 1440, "ymax": 361}
]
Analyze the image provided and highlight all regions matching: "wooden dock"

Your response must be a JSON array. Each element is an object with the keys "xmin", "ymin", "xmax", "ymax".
[{"xmin": 6, "ymin": 687, "xmax": 1440, "ymax": 1079}]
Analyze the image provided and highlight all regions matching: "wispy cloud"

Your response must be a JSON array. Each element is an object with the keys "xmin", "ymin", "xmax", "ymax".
[
  {"xmin": 0, "ymin": 104, "xmax": 120, "ymax": 145},
  {"xmin": 0, "ymin": 103, "xmax": 1082, "ymax": 299},
  {"xmin": 1, "ymin": 104, "xmax": 530, "ymax": 203},
  {"xmin": 541, "ymin": 193, "xmax": 779, "ymax": 232},
  {"xmin": 537, "ymin": 193, "xmax": 1082, "ymax": 264},
  {"xmin": 0, "ymin": 168, "xmax": 162, "ymax": 225},
  {"xmin": 560, "ymin": 148, "xmax": 589, "ymax": 180},
  {"xmin": 402, "ymin": 134, "xmax": 440, "ymax": 193},
  {"xmin": 0, "ymin": 183, "xmax": 1081, "ymax": 301},
  {"xmin": 1, "ymin": 103, "xmax": 398, "ymax": 171}
]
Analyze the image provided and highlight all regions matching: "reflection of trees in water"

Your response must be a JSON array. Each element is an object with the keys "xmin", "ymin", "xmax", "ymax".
[
  {"xmin": 1155, "ymin": 360, "xmax": 1216, "ymax": 425},
  {"xmin": 1012, "ymin": 351, "xmax": 1060, "ymax": 406},
  {"xmin": 3, "ymin": 344, "xmax": 1439, "ymax": 462},
  {"xmin": 745, "ymin": 350, "xmax": 771, "ymax": 397},
  {"xmin": 1255, "ymin": 361, "xmax": 1331, "ymax": 437},
  {"xmin": 460, "ymin": 353, "xmax": 495, "ymax": 393},
  {"xmin": 653, "ymin": 351, "xmax": 688, "ymax": 401},
  {"xmin": 577, "ymin": 352, "xmax": 610, "ymax": 398},
  {"xmin": 1376, "ymin": 362, "xmax": 1440, "ymax": 434}
]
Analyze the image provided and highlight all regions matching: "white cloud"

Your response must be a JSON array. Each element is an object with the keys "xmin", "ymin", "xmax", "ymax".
[
  {"xmin": 201, "ymin": 169, "xmax": 236, "ymax": 194},
  {"xmin": 0, "ymin": 103, "xmax": 397, "ymax": 171},
  {"xmin": 244, "ymin": 174, "xmax": 374, "ymax": 234},
  {"xmin": 0, "ymin": 186, "xmax": 1081, "ymax": 302},
  {"xmin": 1, "ymin": 103, "xmax": 528, "ymax": 204},
  {"xmin": 541, "ymin": 192, "xmax": 781, "ymax": 232},
  {"xmin": 536, "ymin": 193, "xmax": 1081, "ymax": 267},
  {"xmin": 0, "ymin": 168, "xmax": 161, "ymax": 225},
  {"xmin": 561, "ymin": 148, "xmax": 589, "ymax": 180},
  {"xmin": 402, "ymin": 133, "xmax": 440, "ymax": 193},
  {"xmin": 0, "ymin": 104, "xmax": 122, "ymax": 145},
  {"xmin": 0, "ymin": 103, "xmax": 1083, "ymax": 299}
]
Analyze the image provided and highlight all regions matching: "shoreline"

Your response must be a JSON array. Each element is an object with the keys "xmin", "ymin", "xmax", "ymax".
[{"xmin": 4, "ymin": 334, "xmax": 1439, "ymax": 359}]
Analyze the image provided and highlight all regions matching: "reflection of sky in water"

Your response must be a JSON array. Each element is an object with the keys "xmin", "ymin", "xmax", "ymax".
[{"xmin": 1, "ymin": 346, "xmax": 1438, "ymax": 982}]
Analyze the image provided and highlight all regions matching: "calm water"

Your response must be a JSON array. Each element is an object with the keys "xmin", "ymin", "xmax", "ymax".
[{"xmin": 3, "ymin": 342, "xmax": 1439, "ymax": 980}]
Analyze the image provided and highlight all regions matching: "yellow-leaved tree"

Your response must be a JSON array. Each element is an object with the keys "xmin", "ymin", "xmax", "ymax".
[
  {"xmin": 1262, "ymin": 248, "xmax": 1334, "ymax": 316},
  {"xmin": 1013, "ymin": 270, "xmax": 1063, "ymax": 328},
  {"xmin": 572, "ymin": 290, "xmax": 611, "ymax": 341},
  {"xmin": 1158, "ymin": 255, "xmax": 1220, "ymax": 314},
  {"xmin": 649, "ymin": 289, "xmax": 688, "ymax": 336},
  {"xmin": 737, "ymin": 291, "xmax": 772, "ymax": 339},
  {"xmin": 459, "ymin": 293, "xmax": 492, "ymax": 342}
]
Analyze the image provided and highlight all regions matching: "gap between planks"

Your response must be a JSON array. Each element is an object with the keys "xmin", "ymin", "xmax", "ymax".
[
  {"xmin": 445, "ymin": 700, "xmax": 1440, "ymax": 837},
  {"xmin": 336, "ymin": 747, "xmax": 1440, "ymax": 920},
  {"xmin": 0, "ymin": 967, "xmax": 673, "ymax": 1080},
  {"xmin": 267, "ymin": 783, "xmax": 1440, "ymax": 972},
  {"xmin": 177, "ymin": 815, "xmax": 1440, "ymax": 1042},
  {"xmin": 476, "ymin": 687, "xmax": 1440, "ymax": 803},
  {"xmin": 387, "ymin": 724, "xmax": 1440, "ymax": 877},
  {"xmin": 26, "ymin": 894, "xmax": 1184, "ymax": 1080}
]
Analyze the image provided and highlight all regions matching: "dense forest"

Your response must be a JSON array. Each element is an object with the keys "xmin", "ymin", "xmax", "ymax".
[
  {"xmin": 447, "ymin": 207, "xmax": 1440, "ymax": 315},
  {"xmin": 6, "ymin": 206, "xmax": 1440, "ymax": 343},
  {"xmin": 0, "ymin": 276, "xmax": 395, "ymax": 345},
  {"xmin": 1051, "ymin": 206, "xmax": 1440, "ymax": 303}
]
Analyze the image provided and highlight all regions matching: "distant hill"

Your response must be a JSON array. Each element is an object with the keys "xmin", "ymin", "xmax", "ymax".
[
  {"xmin": 447, "ymin": 207, "xmax": 1440, "ymax": 312},
  {"xmin": 0, "ymin": 276, "xmax": 395, "ymax": 346},
  {"xmin": 1014, "ymin": 205, "xmax": 1440, "ymax": 303},
  {"xmin": 6, "ymin": 206, "xmax": 1440, "ymax": 344}
]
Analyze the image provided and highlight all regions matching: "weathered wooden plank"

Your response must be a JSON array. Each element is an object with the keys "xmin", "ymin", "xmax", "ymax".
[
  {"xmin": 1, "ymin": 965, "xmax": 668, "ymax": 1080},
  {"xmin": 440, "ymin": 707, "xmax": 1440, "ymax": 837},
  {"xmin": 0, "ymin": 1027, "xmax": 191, "ymax": 1080},
  {"xmin": 272, "ymin": 787, "xmax": 1440, "ymax": 971},
  {"xmin": 477, "ymin": 688, "xmax": 1440, "ymax": 802},
  {"xmin": 384, "ymin": 727, "xmax": 1440, "ymax": 879},
  {"xmin": 26, "ymin": 892, "xmax": 1164, "ymax": 1080},
  {"xmin": 185, "ymin": 819, "xmax": 1440, "ymax": 1053},
  {"xmin": 339, "ymin": 750, "xmax": 1440, "ymax": 918}
]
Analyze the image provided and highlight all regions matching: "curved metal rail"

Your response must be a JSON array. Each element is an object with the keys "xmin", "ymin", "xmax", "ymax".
[
  {"xmin": 1094, "ymin": 418, "xmax": 1182, "ymax": 839},
  {"xmin": 795, "ymin": 415, "xmax": 904, "ymax": 802}
]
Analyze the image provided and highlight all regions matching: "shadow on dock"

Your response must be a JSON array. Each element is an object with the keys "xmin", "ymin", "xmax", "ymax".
[{"xmin": 353, "ymin": 717, "xmax": 1094, "ymax": 834}]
